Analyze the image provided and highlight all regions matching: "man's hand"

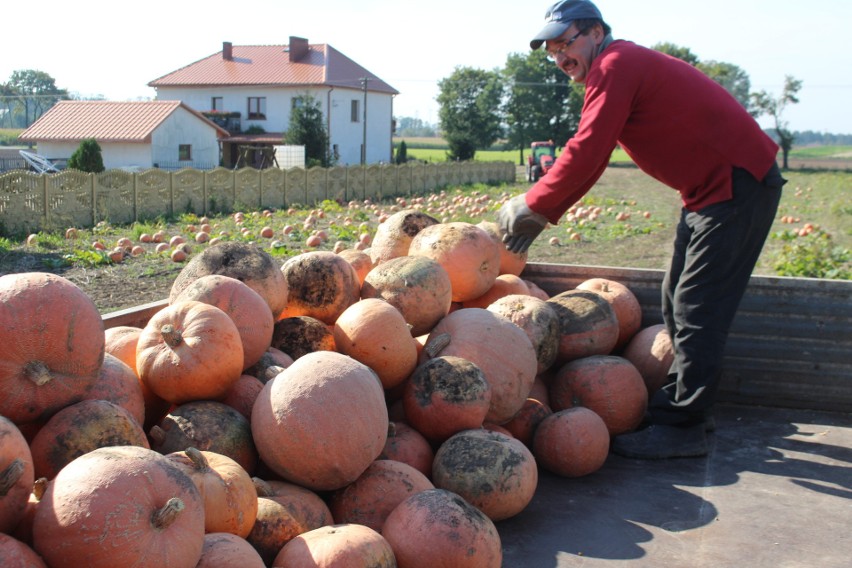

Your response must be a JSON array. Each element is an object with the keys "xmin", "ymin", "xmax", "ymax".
[{"xmin": 497, "ymin": 194, "xmax": 549, "ymax": 254}]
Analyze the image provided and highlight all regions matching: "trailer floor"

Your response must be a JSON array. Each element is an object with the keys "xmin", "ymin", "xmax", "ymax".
[{"xmin": 497, "ymin": 403, "xmax": 851, "ymax": 567}]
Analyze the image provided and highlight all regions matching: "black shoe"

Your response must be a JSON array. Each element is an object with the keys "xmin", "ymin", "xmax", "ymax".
[{"xmin": 611, "ymin": 424, "xmax": 708, "ymax": 459}]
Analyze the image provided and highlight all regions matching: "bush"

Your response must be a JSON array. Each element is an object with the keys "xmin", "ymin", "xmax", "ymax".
[
  {"xmin": 395, "ymin": 140, "xmax": 408, "ymax": 164},
  {"xmin": 67, "ymin": 138, "xmax": 105, "ymax": 173}
]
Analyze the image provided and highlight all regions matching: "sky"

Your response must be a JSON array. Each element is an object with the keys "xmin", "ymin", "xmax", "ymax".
[{"xmin": 4, "ymin": 0, "xmax": 851, "ymax": 134}]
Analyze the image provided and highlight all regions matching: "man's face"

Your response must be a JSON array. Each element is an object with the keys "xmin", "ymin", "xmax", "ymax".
[{"xmin": 545, "ymin": 25, "xmax": 601, "ymax": 83}]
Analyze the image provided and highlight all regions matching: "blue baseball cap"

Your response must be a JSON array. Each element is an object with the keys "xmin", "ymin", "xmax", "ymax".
[{"xmin": 530, "ymin": 0, "xmax": 603, "ymax": 50}]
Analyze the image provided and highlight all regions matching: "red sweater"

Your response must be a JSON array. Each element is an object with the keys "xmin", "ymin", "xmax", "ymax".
[{"xmin": 526, "ymin": 40, "xmax": 779, "ymax": 224}]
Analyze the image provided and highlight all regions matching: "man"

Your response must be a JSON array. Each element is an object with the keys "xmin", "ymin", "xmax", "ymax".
[{"xmin": 498, "ymin": 0, "xmax": 785, "ymax": 459}]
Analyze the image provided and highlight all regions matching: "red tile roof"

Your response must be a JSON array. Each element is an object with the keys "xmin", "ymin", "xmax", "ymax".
[
  {"xmin": 148, "ymin": 42, "xmax": 398, "ymax": 95},
  {"xmin": 18, "ymin": 100, "xmax": 229, "ymax": 143}
]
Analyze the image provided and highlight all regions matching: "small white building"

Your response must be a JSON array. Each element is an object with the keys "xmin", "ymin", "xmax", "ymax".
[
  {"xmin": 148, "ymin": 37, "xmax": 399, "ymax": 166},
  {"xmin": 18, "ymin": 100, "xmax": 229, "ymax": 170}
]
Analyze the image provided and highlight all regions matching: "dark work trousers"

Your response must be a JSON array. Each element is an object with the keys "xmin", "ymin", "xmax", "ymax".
[{"xmin": 649, "ymin": 164, "xmax": 785, "ymax": 426}]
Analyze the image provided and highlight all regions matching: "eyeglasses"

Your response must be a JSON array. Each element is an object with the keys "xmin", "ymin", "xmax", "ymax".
[{"xmin": 545, "ymin": 30, "xmax": 583, "ymax": 62}]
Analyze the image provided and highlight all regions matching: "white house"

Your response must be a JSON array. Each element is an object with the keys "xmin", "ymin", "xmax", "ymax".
[
  {"xmin": 148, "ymin": 37, "xmax": 399, "ymax": 166},
  {"xmin": 18, "ymin": 100, "xmax": 229, "ymax": 170}
]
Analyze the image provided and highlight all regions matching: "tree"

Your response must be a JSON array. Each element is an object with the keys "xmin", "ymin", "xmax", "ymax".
[
  {"xmin": 437, "ymin": 67, "xmax": 503, "ymax": 161},
  {"xmin": 67, "ymin": 138, "xmax": 105, "ymax": 173},
  {"xmin": 5, "ymin": 69, "xmax": 68, "ymax": 127},
  {"xmin": 283, "ymin": 94, "xmax": 331, "ymax": 167},
  {"xmin": 651, "ymin": 42, "xmax": 700, "ymax": 65},
  {"xmin": 751, "ymin": 76, "xmax": 803, "ymax": 169},
  {"xmin": 502, "ymin": 49, "xmax": 584, "ymax": 164},
  {"xmin": 394, "ymin": 140, "xmax": 408, "ymax": 164},
  {"xmin": 396, "ymin": 117, "xmax": 436, "ymax": 138},
  {"xmin": 697, "ymin": 60, "xmax": 753, "ymax": 110}
]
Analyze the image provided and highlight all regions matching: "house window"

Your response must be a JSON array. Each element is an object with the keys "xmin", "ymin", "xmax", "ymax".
[
  {"xmin": 248, "ymin": 97, "xmax": 266, "ymax": 120},
  {"xmin": 179, "ymin": 145, "xmax": 192, "ymax": 161},
  {"xmin": 211, "ymin": 97, "xmax": 223, "ymax": 111},
  {"xmin": 351, "ymin": 99, "xmax": 360, "ymax": 123}
]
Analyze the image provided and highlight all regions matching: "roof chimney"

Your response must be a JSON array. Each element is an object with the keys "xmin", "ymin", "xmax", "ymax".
[
  {"xmin": 223, "ymin": 41, "xmax": 233, "ymax": 61},
  {"xmin": 288, "ymin": 36, "xmax": 309, "ymax": 62}
]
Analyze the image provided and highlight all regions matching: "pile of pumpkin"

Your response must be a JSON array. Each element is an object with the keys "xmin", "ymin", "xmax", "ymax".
[{"xmin": 0, "ymin": 209, "xmax": 675, "ymax": 568}]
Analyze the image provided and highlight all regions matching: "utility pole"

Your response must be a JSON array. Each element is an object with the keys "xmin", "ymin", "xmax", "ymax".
[{"xmin": 360, "ymin": 77, "xmax": 369, "ymax": 165}]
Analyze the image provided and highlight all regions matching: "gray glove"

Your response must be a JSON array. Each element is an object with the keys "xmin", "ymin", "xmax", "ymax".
[{"xmin": 497, "ymin": 194, "xmax": 549, "ymax": 254}]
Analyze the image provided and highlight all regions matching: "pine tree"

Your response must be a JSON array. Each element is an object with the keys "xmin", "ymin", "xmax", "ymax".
[{"xmin": 67, "ymin": 138, "xmax": 105, "ymax": 173}]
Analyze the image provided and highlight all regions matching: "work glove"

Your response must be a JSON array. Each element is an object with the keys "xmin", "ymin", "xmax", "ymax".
[{"xmin": 497, "ymin": 194, "xmax": 549, "ymax": 254}]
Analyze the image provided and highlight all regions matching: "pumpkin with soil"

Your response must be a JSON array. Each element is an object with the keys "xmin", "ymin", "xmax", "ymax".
[
  {"xmin": 534, "ymin": 407, "xmax": 610, "ymax": 477},
  {"xmin": 0, "ymin": 272, "xmax": 105, "ymax": 424},
  {"xmin": 329, "ymin": 459, "xmax": 434, "ymax": 531},
  {"xmin": 378, "ymin": 421, "xmax": 435, "ymax": 478},
  {"xmin": 382, "ymin": 488, "xmax": 502, "ymax": 568},
  {"xmin": 29, "ymin": 399, "xmax": 149, "ymax": 480},
  {"xmin": 403, "ymin": 355, "xmax": 492, "ymax": 442},
  {"xmin": 244, "ymin": 346, "xmax": 295, "ymax": 382},
  {"xmin": 168, "ymin": 241, "xmax": 289, "ymax": 318},
  {"xmin": 361, "ymin": 255, "xmax": 453, "ymax": 337},
  {"xmin": 576, "ymin": 277, "xmax": 643, "ymax": 351},
  {"xmin": 83, "ymin": 353, "xmax": 146, "ymax": 426},
  {"xmin": 149, "ymin": 400, "xmax": 258, "ymax": 475},
  {"xmin": 251, "ymin": 351, "xmax": 388, "ymax": 491},
  {"xmin": 197, "ymin": 532, "xmax": 265, "ymax": 568},
  {"xmin": 431, "ymin": 429, "xmax": 538, "ymax": 522},
  {"xmin": 279, "ymin": 251, "xmax": 361, "ymax": 324},
  {"xmin": 422, "ymin": 308, "xmax": 537, "ymax": 425},
  {"xmin": 408, "ymin": 222, "xmax": 501, "ymax": 302},
  {"xmin": 477, "ymin": 220, "xmax": 528, "ymax": 276},
  {"xmin": 136, "ymin": 300, "xmax": 244, "ymax": 404},
  {"xmin": 0, "ymin": 534, "xmax": 47, "ymax": 568},
  {"xmin": 271, "ymin": 316, "xmax": 336, "ymax": 360},
  {"xmin": 622, "ymin": 324, "xmax": 675, "ymax": 395},
  {"xmin": 171, "ymin": 274, "xmax": 274, "ymax": 371},
  {"xmin": 370, "ymin": 209, "xmax": 439, "ymax": 266},
  {"xmin": 502, "ymin": 397, "xmax": 554, "ymax": 449},
  {"xmin": 549, "ymin": 355, "xmax": 648, "ymax": 436},
  {"xmin": 0, "ymin": 416, "xmax": 34, "ymax": 534},
  {"xmin": 524, "ymin": 279, "xmax": 550, "ymax": 301},
  {"xmin": 32, "ymin": 446, "xmax": 205, "ymax": 568},
  {"xmin": 333, "ymin": 298, "xmax": 419, "ymax": 390},
  {"xmin": 546, "ymin": 289, "xmax": 619, "ymax": 364},
  {"xmin": 165, "ymin": 447, "xmax": 258, "ymax": 538},
  {"xmin": 273, "ymin": 523, "xmax": 396, "ymax": 568},
  {"xmin": 338, "ymin": 248, "xmax": 375, "ymax": 285},
  {"xmin": 487, "ymin": 294, "xmax": 560, "ymax": 373},
  {"xmin": 462, "ymin": 274, "xmax": 531, "ymax": 309}
]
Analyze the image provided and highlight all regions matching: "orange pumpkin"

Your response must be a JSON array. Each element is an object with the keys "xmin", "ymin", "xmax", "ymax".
[
  {"xmin": 0, "ymin": 416, "xmax": 34, "ymax": 534},
  {"xmin": 32, "ymin": 446, "xmax": 205, "ymax": 568},
  {"xmin": 338, "ymin": 248, "xmax": 375, "ymax": 285},
  {"xmin": 103, "ymin": 325, "xmax": 143, "ymax": 375},
  {"xmin": 273, "ymin": 523, "xmax": 396, "ymax": 568},
  {"xmin": 370, "ymin": 209, "xmax": 439, "ymax": 265},
  {"xmin": 487, "ymin": 294, "xmax": 561, "ymax": 373},
  {"xmin": 382, "ymin": 488, "xmax": 503, "ymax": 568},
  {"xmin": 0, "ymin": 534, "xmax": 47, "ymax": 568},
  {"xmin": 271, "ymin": 316, "xmax": 337, "ymax": 360},
  {"xmin": 279, "ymin": 251, "xmax": 360, "ymax": 324},
  {"xmin": 0, "ymin": 272, "xmax": 104, "ymax": 424},
  {"xmin": 136, "ymin": 300, "xmax": 244, "ymax": 404},
  {"xmin": 408, "ymin": 222, "xmax": 501, "ymax": 302},
  {"xmin": 378, "ymin": 421, "xmax": 435, "ymax": 478},
  {"xmin": 622, "ymin": 324, "xmax": 675, "ymax": 395},
  {"xmin": 533, "ymin": 406, "xmax": 610, "ymax": 477},
  {"xmin": 477, "ymin": 220, "xmax": 528, "ymax": 276},
  {"xmin": 576, "ymin": 277, "xmax": 643, "ymax": 351},
  {"xmin": 461, "ymin": 274, "xmax": 531, "ymax": 309},
  {"xmin": 197, "ymin": 532, "xmax": 265, "ymax": 568},
  {"xmin": 546, "ymin": 290, "xmax": 619, "ymax": 364},
  {"xmin": 83, "ymin": 352, "xmax": 146, "ymax": 426},
  {"xmin": 220, "ymin": 374, "xmax": 265, "ymax": 420},
  {"xmin": 502, "ymin": 397, "xmax": 554, "ymax": 449}
]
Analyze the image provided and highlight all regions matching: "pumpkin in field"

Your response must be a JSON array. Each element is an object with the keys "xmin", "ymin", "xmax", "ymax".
[
  {"xmin": 83, "ymin": 353, "xmax": 146, "ymax": 426},
  {"xmin": 0, "ymin": 534, "xmax": 46, "ymax": 568},
  {"xmin": 461, "ymin": 274, "xmax": 531, "ymax": 309},
  {"xmin": 197, "ymin": 532, "xmax": 265, "ymax": 568},
  {"xmin": 0, "ymin": 416, "xmax": 34, "ymax": 534},
  {"xmin": 171, "ymin": 274, "xmax": 274, "ymax": 370},
  {"xmin": 251, "ymin": 351, "xmax": 388, "ymax": 491},
  {"xmin": 32, "ymin": 446, "xmax": 205, "ymax": 568},
  {"xmin": 334, "ymin": 298, "xmax": 419, "ymax": 389},
  {"xmin": 271, "ymin": 315, "xmax": 336, "ymax": 361},
  {"xmin": 370, "ymin": 209, "xmax": 439, "ymax": 266},
  {"xmin": 477, "ymin": 220, "xmax": 528, "ymax": 276},
  {"xmin": 382, "ymin": 488, "xmax": 502, "ymax": 568},
  {"xmin": 432, "ymin": 429, "xmax": 538, "ymax": 522},
  {"xmin": 622, "ymin": 324, "xmax": 675, "ymax": 395},
  {"xmin": 29, "ymin": 399, "xmax": 149, "ymax": 480},
  {"xmin": 329, "ymin": 459, "xmax": 434, "ymax": 531},
  {"xmin": 546, "ymin": 289, "xmax": 619, "ymax": 363},
  {"xmin": 422, "ymin": 308, "xmax": 537, "ymax": 424},
  {"xmin": 534, "ymin": 407, "xmax": 610, "ymax": 477},
  {"xmin": 338, "ymin": 248, "xmax": 375, "ymax": 285},
  {"xmin": 361, "ymin": 255, "xmax": 453, "ymax": 337},
  {"xmin": 165, "ymin": 448, "xmax": 258, "ymax": 538},
  {"xmin": 403, "ymin": 355, "xmax": 492, "ymax": 442},
  {"xmin": 0, "ymin": 272, "xmax": 105, "ymax": 424},
  {"xmin": 576, "ymin": 277, "xmax": 643, "ymax": 351},
  {"xmin": 379, "ymin": 421, "xmax": 435, "ymax": 478},
  {"xmin": 487, "ymin": 294, "xmax": 561, "ymax": 373},
  {"xmin": 502, "ymin": 397, "xmax": 554, "ymax": 449},
  {"xmin": 549, "ymin": 355, "xmax": 648, "ymax": 436},
  {"xmin": 408, "ymin": 222, "xmax": 501, "ymax": 302},
  {"xmin": 273, "ymin": 523, "xmax": 396, "ymax": 568},
  {"xmin": 169, "ymin": 241, "xmax": 289, "ymax": 318},
  {"xmin": 136, "ymin": 300, "xmax": 244, "ymax": 404},
  {"xmin": 279, "ymin": 251, "xmax": 361, "ymax": 324}
]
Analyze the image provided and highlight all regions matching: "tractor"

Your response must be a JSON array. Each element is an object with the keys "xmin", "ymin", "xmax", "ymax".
[{"xmin": 526, "ymin": 140, "xmax": 557, "ymax": 182}]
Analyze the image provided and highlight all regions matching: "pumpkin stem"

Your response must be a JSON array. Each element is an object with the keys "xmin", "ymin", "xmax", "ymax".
[
  {"xmin": 24, "ymin": 361, "xmax": 53, "ymax": 386},
  {"xmin": 185, "ymin": 447, "xmax": 209, "ymax": 471},
  {"xmin": 160, "ymin": 324, "xmax": 183, "ymax": 348},
  {"xmin": 423, "ymin": 333, "xmax": 451, "ymax": 359},
  {"xmin": 151, "ymin": 497, "xmax": 185, "ymax": 530},
  {"xmin": 262, "ymin": 365, "xmax": 286, "ymax": 382},
  {"xmin": 387, "ymin": 422, "xmax": 397, "ymax": 438},
  {"xmin": 0, "ymin": 458, "xmax": 24, "ymax": 496},
  {"xmin": 252, "ymin": 477, "xmax": 273, "ymax": 497},
  {"xmin": 601, "ymin": 282, "xmax": 610, "ymax": 293},
  {"xmin": 148, "ymin": 425, "xmax": 166, "ymax": 446},
  {"xmin": 32, "ymin": 477, "xmax": 48, "ymax": 501}
]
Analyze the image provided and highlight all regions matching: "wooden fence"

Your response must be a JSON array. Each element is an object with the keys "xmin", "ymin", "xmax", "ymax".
[{"xmin": 0, "ymin": 161, "xmax": 515, "ymax": 236}]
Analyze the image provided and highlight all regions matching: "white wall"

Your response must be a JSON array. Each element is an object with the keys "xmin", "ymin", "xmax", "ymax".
[
  {"xmin": 151, "ymin": 106, "xmax": 221, "ymax": 168},
  {"xmin": 37, "ymin": 141, "xmax": 152, "ymax": 170}
]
